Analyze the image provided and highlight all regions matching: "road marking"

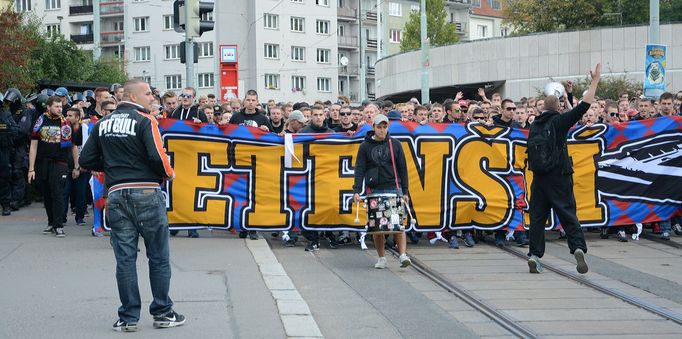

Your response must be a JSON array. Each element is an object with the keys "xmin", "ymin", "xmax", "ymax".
[{"xmin": 246, "ymin": 239, "xmax": 324, "ymax": 338}]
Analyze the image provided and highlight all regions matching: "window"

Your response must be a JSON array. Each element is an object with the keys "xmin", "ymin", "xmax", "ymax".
[
  {"xmin": 164, "ymin": 44, "xmax": 179, "ymax": 60},
  {"xmin": 316, "ymin": 0, "xmax": 329, "ymax": 6},
  {"xmin": 290, "ymin": 17, "xmax": 304, "ymax": 32},
  {"xmin": 15, "ymin": 0, "xmax": 32, "ymax": 12},
  {"xmin": 389, "ymin": 29, "xmax": 401, "ymax": 43},
  {"xmin": 388, "ymin": 2, "xmax": 401, "ymax": 16},
  {"xmin": 472, "ymin": 0, "xmax": 481, "ymax": 6},
  {"xmin": 265, "ymin": 74, "xmax": 280, "ymax": 90},
  {"xmin": 134, "ymin": 47, "xmax": 151, "ymax": 61},
  {"xmin": 291, "ymin": 0, "xmax": 303, "ymax": 3},
  {"xmin": 291, "ymin": 46, "xmax": 305, "ymax": 61},
  {"xmin": 501, "ymin": 27, "xmax": 508, "ymax": 37},
  {"xmin": 491, "ymin": 0, "xmax": 501, "ymax": 10},
  {"xmin": 163, "ymin": 15, "xmax": 174, "ymax": 30},
  {"xmin": 410, "ymin": 4, "xmax": 419, "ymax": 12},
  {"xmin": 45, "ymin": 0, "xmax": 60, "ymax": 10},
  {"xmin": 477, "ymin": 25, "xmax": 487, "ymax": 38},
  {"xmin": 316, "ymin": 49, "xmax": 330, "ymax": 63},
  {"xmin": 316, "ymin": 20, "xmax": 330, "ymax": 34},
  {"xmin": 264, "ymin": 43, "xmax": 279, "ymax": 59},
  {"xmin": 198, "ymin": 42, "xmax": 213, "ymax": 57},
  {"xmin": 338, "ymin": 0, "xmax": 345, "ymax": 7},
  {"xmin": 292, "ymin": 76, "xmax": 306, "ymax": 91},
  {"xmin": 133, "ymin": 17, "xmax": 149, "ymax": 32},
  {"xmin": 114, "ymin": 21, "xmax": 124, "ymax": 31},
  {"xmin": 165, "ymin": 75, "xmax": 182, "ymax": 90},
  {"xmin": 198, "ymin": 73, "xmax": 214, "ymax": 88},
  {"xmin": 201, "ymin": 11, "xmax": 213, "ymax": 21},
  {"xmin": 264, "ymin": 14, "xmax": 278, "ymax": 29},
  {"xmin": 317, "ymin": 78, "xmax": 331, "ymax": 92},
  {"xmin": 46, "ymin": 24, "xmax": 60, "ymax": 38},
  {"xmin": 338, "ymin": 25, "xmax": 345, "ymax": 36}
]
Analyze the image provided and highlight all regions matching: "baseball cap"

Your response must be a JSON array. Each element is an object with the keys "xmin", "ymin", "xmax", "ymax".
[
  {"xmin": 289, "ymin": 110, "xmax": 306, "ymax": 123},
  {"xmin": 373, "ymin": 114, "xmax": 389, "ymax": 125},
  {"xmin": 458, "ymin": 99, "xmax": 468, "ymax": 108},
  {"xmin": 387, "ymin": 110, "xmax": 402, "ymax": 120}
]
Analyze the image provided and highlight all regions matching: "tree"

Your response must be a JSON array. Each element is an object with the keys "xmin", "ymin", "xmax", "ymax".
[
  {"xmin": 503, "ymin": 0, "xmax": 682, "ymax": 35},
  {"xmin": 0, "ymin": 6, "xmax": 41, "ymax": 91},
  {"xmin": 400, "ymin": 0, "xmax": 459, "ymax": 52}
]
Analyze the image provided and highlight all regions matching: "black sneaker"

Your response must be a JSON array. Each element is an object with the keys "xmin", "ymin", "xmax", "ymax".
[
  {"xmin": 153, "ymin": 310, "xmax": 186, "ymax": 328},
  {"xmin": 2, "ymin": 206, "xmax": 11, "ymax": 216},
  {"xmin": 43, "ymin": 225, "xmax": 55, "ymax": 235},
  {"xmin": 600, "ymin": 227, "xmax": 609, "ymax": 239},
  {"xmin": 305, "ymin": 242, "xmax": 319, "ymax": 252},
  {"xmin": 113, "ymin": 319, "xmax": 138, "ymax": 332},
  {"xmin": 238, "ymin": 231, "xmax": 248, "ymax": 239},
  {"xmin": 248, "ymin": 231, "xmax": 259, "ymax": 240},
  {"xmin": 284, "ymin": 239, "xmax": 296, "ymax": 247},
  {"xmin": 55, "ymin": 228, "xmax": 66, "ymax": 238}
]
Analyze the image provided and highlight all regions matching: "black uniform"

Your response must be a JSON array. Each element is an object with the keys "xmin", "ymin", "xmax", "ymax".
[
  {"xmin": 10, "ymin": 108, "xmax": 33, "ymax": 208},
  {"xmin": 527, "ymin": 101, "xmax": 590, "ymax": 258},
  {"xmin": 0, "ymin": 108, "xmax": 19, "ymax": 213},
  {"xmin": 229, "ymin": 109, "xmax": 272, "ymax": 131}
]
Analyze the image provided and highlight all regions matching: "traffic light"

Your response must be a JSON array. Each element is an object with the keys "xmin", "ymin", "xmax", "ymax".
[
  {"xmin": 173, "ymin": 0, "xmax": 185, "ymax": 33},
  {"xmin": 186, "ymin": 0, "xmax": 214, "ymax": 38},
  {"xmin": 179, "ymin": 41, "xmax": 199, "ymax": 64}
]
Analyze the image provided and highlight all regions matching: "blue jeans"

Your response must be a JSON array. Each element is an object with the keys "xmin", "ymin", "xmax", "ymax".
[
  {"xmin": 63, "ymin": 172, "xmax": 90, "ymax": 222},
  {"xmin": 107, "ymin": 187, "xmax": 173, "ymax": 323}
]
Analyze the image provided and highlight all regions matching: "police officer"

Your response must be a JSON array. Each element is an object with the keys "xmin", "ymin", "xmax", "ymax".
[
  {"xmin": 8, "ymin": 89, "xmax": 33, "ymax": 211},
  {"xmin": 1, "ymin": 89, "xmax": 21, "ymax": 215}
]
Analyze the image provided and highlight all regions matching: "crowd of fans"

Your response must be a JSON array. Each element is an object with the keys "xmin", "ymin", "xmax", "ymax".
[{"xmin": 1, "ymin": 82, "xmax": 681, "ymax": 248}]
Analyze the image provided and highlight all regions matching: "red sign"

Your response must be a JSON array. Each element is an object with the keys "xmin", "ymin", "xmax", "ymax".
[{"xmin": 219, "ymin": 44, "xmax": 239, "ymax": 102}]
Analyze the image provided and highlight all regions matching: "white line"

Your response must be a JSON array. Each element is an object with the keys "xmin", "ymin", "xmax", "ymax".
[{"xmin": 245, "ymin": 239, "xmax": 324, "ymax": 339}]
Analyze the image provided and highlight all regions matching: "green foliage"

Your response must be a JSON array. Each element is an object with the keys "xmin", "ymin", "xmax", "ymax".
[
  {"xmin": 0, "ymin": 6, "xmax": 127, "ymax": 93},
  {"xmin": 563, "ymin": 75, "xmax": 641, "ymax": 101},
  {"xmin": 503, "ymin": 0, "xmax": 682, "ymax": 35},
  {"xmin": 400, "ymin": 0, "xmax": 459, "ymax": 52}
]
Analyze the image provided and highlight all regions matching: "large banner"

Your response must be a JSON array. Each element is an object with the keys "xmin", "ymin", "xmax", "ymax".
[{"xmin": 156, "ymin": 117, "xmax": 682, "ymax": 232}]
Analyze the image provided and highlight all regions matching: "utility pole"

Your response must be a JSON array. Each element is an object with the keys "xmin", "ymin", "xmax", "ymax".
[
  {"xmin": 649, "ymin": 0, "xmax": 659, "ymax": 44},
  {"xmin": 185, "ymin": 1, "xmax": 195, "ymax": 88},
  {"xmin": 93, "ymin": 0, "xmax": 101, "ymax": 61},
  {"xmin": 359, "ymin": 0, "xmax": 366, "ymax": 101},
  {"xmin": 420, "ymin": 0, "xmax": 429, "ymax": 104},
  {"xmin": 377, "ymin": 0, "xmax": 382, "ymax": 60}
]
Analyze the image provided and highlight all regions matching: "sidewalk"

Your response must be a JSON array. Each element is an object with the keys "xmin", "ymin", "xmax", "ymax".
[{"xmin": 0, "ymin": 205, "xmax": 287, "ymax": 338}]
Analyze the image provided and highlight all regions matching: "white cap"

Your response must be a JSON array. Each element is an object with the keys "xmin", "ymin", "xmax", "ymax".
[
  {"xmin": 373, "ymin": 114, "xmax": 389, "ymax": 125},
  {"xmin": 288, "ymin": 110, "xmax": 306, "ymax": 123}
]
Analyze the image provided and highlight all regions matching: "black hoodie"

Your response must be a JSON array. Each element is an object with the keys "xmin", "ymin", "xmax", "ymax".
[
  {"xmin": 529, "ymin": 101, "xmax": 590, "ymax": 176},
  {"xmin": 353, "ymin": 131, "xmax": 409, "ymax": 195}
]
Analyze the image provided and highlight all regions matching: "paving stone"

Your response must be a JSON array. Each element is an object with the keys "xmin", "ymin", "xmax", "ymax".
[
  {"xmin": 271, "ymin": 289, "xmax": 304, "ymax": 301},
  {"xmin": 263, "ymin": 275, "xmax": 296, "ymax": 290},
  {"xmin": 281, "ymin": 315, "xmax": 323, "ymax": 338},
  {"xmin": 526, "ymin": 320, "xmax": 682, "ymax": 336},
  {"xmin": 277, "ymin": 299, "xmax": 311, "ymax": 315},
  {"xmin": 259, "ymin": 263, "xmax": 287, "ymax": 276}
]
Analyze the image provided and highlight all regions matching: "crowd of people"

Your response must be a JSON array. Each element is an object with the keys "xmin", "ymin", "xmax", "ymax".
[{"xmin": 1, "ymin": 81, "xmax": 682, "ymax": 248}]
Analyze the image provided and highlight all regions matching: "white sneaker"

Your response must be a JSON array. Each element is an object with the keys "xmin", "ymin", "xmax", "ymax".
[
  {"xmin": 399, "ymin": 253, "xmax": 412, "ymax": 268},
  {"xmin": 374, "ymin": 257, "xmax": 387, "ymax": 269}
]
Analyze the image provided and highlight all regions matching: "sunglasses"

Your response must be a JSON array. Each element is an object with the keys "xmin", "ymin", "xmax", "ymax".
[
  {"xmin": 505, "ymin": 107, "xmax": 517, "ymax": 111},
  {"xmin": 609, "ymin": 112, "xmax": 619, "ymax": 117},
  {"xmin": 179, "ymin": 93, "xmax": 194, "ymax": 98},
  {"xmin": 339, "ymin": 112, "xmax": 352, "ymax": 116},
  {"xmin": 473, "ymin": 116, "xmax": 486, "ymax": 120}
]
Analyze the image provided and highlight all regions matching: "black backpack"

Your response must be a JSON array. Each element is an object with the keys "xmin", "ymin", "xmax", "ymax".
[{"xmin": 527, "ymin": 119, "xmax": 563, "ymax": 174}]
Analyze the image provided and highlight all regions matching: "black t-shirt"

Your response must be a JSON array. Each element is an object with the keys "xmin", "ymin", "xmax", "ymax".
[
  {"xmin": 492, "ymin": 115, "xmax": 513, "ymax": 127},
  {"xmin": 31, "ymin": 113, "xmax": 79, "ymax": 162},
  {"xmin": 334, "ymin": 123, "xmax": 358, "ymax": 133},
  {"xmin": 229, "ymin": 110, "xmax": 273, "ymax": 131},
  {"xmin": 271, "ymin": 121, "xmax": 285, "ymax": 134}
]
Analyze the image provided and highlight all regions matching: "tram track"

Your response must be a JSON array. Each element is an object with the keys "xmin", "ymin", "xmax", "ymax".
[
  {"xmin": 487, "ymin": 240, "xmax": 682, "ymax": 326},
  {"xmin": 640, "ymin": 232, "xmax": 682, "ymax": 250},
  {"xmin": 386, "ymin": 247, "xmax": 540, "ymax": 338}
]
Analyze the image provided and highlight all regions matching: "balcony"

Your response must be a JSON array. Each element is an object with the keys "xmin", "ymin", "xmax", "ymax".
[
  {"xmin": 367, "ymin": 93, "xmax": 376, "ymax": 101},
  {"xmin": 338, "ymin": 35, "xmax": 358, "ymax": 49},
  {"xmin": 70, "ymin": 5, "xmax": 93, "ymax": 15},
  {"xmin": 366, "ymin": 38, "xmax": 377, "ymax": 49},
  {"xmin": 367, "ymin": 66, "xmax": 375, "ymax": 77},
  {"xmin": 71, "ymin": 33, "xmax": 93, "ymax": 44},
  {"xmin": 455, "ymin": 21, "xmax": 467, "ymax": 34},
  {"xmin": 101, "ymin": 31, "xmax": 124, "ymax": 45},
  {"xmin": 339, "ymin": 65, "xmax": 359, "ymax": 77},
  {"xmin": 363, "ymin": 11, "xmax": 377, "ymax": 22},
  {"xmin": 337, "ymin": 7, "xmax": 357, "ymax": 21},
  {"xmin": 100, "ymin": 1, "xmax": 124, "ymax": 16},
  {"xmin": 446, "ymin": 0, "xmax": 473, "ymax": 7}
]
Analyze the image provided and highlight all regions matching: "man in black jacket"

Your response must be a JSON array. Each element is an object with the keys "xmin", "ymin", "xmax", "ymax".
[
  {"xmin": 527, "ymin": 63, "xmax": 602, "ymax": 275},
  {"xmin": 353, "ymin": 114, "xmax": 412, "ymax": 269},
  {"xmin": 80, "ymin": 79, "xmax": 185, "ymax": 332},
  {"xmin": 229, "ymin": 89, "xmax": 272, "ymax": 133},
  {"xmin": 169, "ymin": 87, "xmax": 207, "ymax": 123}
]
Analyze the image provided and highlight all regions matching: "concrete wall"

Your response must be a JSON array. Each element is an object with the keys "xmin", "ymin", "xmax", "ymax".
[{"xmin": 376, "ymin": 23, "xmax": 682, "ymax": 101}]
